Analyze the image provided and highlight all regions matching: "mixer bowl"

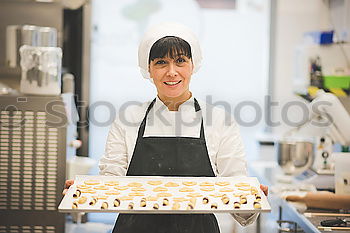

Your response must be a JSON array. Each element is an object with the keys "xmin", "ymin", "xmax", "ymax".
[{"xmin": 276, "ymin": 140, "xmax": 314, "ymax": 175}]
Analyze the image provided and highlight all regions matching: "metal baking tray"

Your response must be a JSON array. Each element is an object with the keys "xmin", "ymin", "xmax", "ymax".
[{"xmin": 58, "ymin": 175, "xmax": 271, "ymax": 214}]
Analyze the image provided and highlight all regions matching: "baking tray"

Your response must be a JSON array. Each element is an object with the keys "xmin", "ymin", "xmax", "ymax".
[{"xmin": 58, "ymin": 175, "xmax": 271, "ymax": 214}]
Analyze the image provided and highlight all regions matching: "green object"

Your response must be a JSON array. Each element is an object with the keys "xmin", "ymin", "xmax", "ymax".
[
  {"xmin": 323, "ymin": 75, "xmax": 350, "ymax": 89},
  {"xmin": 342, "ymin": 146, "xmax": 350, "ymax": 152}
]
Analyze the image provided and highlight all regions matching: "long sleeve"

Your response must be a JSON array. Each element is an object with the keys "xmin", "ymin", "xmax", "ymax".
[
  {"xmin": 99, "ymin": 117, "xmax": 128, "ymax": 176},
  {"xmin": 215, "ymin": 114, "xmax": 259, "ymax": 226},
  {"xmin": 216, "ymin": 115, "xmax": 247, "ymax": 177}
]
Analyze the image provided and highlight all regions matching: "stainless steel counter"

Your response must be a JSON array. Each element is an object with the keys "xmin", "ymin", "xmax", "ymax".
[{"xmin": 250, "ymin": 160, "xmax": 350, "ymax": 233}]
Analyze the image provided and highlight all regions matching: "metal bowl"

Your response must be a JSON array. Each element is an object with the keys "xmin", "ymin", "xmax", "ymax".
[{"xmin": 276, "ymin": 140, "xmax": 314, "ymax": 175}]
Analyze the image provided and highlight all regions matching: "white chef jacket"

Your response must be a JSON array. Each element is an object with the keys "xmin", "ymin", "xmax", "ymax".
[{"xmin": 99, "ymin": 95, "xmax": 258, "ymax": 226}]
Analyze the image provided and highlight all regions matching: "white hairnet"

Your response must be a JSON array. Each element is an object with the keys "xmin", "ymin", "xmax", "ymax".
[{"xmin": 138, "ymin": 22, "xmax": 202, "ymax": 80}]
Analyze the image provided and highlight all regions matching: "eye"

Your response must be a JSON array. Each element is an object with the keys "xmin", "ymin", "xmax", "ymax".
[
  {"xmin": 176, "ymin": 57, "xmax": 186, "ymax": 63},
  {"xmin": 155, "ymin": 60, "xmax": 166, "ymax": 65}
]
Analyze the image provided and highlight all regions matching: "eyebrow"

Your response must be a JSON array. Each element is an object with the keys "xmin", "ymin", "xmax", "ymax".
[{"xmin": 156, "ymin": 54, "xmax": 187, "ymax": 59}]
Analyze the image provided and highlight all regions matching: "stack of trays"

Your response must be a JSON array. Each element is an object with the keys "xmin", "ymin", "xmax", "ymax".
[{"xmin": 59, "ymin": 175, "xmax": 271, "ymax": 214}]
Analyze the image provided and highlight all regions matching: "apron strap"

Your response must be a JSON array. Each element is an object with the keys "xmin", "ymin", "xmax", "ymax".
[
  {"xmin": 145, "ymin": 98, "xmax": 157, "ymax": 116},
  {"xmin": 137, "ymin": 98, "xmax": 156, "ymax": 138},
  {"xmin": 194, "ymin": 98, "xmax": 201, "ymax": 112},
  {"xmin": 194, "ymin": 98, "xmax": 206, "ymax": 140}
]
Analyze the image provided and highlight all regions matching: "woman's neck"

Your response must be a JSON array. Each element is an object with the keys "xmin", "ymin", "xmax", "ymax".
[{"xmin": 158, "ymin": 91, "xmax": 192, "ymax": 111}]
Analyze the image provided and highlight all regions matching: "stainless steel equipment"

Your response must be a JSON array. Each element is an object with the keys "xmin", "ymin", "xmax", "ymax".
[
  {"xmin": 0, "ymin": 0, "xmax": 91, "ymax": 158},
  {"xmin": 38, "ymin": 27, "xmax": 58, "ymax": 47},
  {"xmin": 276, "ymin": 91, "xmax": 350, "ymax": 191},
  {"xmin": 0, "ymin": 94, "xmax": 78, "ymax": 233},
  {"xmin": 276, "ymin": 140, "xmax": 314, "ymax": 175},
  {"xmin": 6, "ymin": 25, "xmax": 58, "ymax": 69}
]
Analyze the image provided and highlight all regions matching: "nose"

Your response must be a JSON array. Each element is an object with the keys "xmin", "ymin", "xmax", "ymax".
[{"xmin": 166, "ymin": 62, "xmax": 178, "ymax": 77}]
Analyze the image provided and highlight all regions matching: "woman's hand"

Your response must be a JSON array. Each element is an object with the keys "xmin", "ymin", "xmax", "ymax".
[
  {"xmin": 260, "ymin": 184, "xmax": 268, "ymax": 196},
  {"xmin": 62, "ymin": 179, "xmax": 74, "ymax": 195}
]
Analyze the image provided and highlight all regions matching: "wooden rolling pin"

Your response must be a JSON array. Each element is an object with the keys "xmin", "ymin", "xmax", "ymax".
[{"xmin": 286, "ymin": 192, "xmax": 350, "ymax": 210}]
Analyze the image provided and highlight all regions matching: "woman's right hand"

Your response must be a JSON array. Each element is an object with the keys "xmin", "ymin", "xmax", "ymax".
[{"xmin": 62, "ymin": 179, "xmax": 74, "ymax": 195}]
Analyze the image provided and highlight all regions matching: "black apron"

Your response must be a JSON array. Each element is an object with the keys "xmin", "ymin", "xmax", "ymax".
[{"xmin": 112, "ymin": 98, "xmax": 220, "ymax": 233}]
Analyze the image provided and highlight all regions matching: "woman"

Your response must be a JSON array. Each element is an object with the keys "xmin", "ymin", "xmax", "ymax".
[{"xmin": 65, "ymin": 22, "xmax": 268, "ymax": 233}]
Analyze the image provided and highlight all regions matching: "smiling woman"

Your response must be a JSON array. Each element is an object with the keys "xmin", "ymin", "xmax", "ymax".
[
  {"xmin": 86, "ymin": 0, "xmax": 270, "ymax": 230},
  {"xmin": 148, "ymin": 36, "xmax": 194, "ymax": 111},
  {"xmin": 91, "ymin": 22, "xmax": 267, "ymax": 233}
]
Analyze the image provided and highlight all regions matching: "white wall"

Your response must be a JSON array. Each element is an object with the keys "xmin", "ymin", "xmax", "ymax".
[{"xmin": 271, "ymin": 0, "xmax": 332, "ymax": 136}]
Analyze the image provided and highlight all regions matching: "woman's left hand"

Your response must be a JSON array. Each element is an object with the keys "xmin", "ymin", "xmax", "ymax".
[{"xmin": 260, "ymin": 184, "xmax": 268, "ymax": 196}]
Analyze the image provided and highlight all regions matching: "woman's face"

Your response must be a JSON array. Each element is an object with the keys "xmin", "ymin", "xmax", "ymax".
[{"xmin": 149, "ymin": 55, "xmax": 193, "ymax": 102}]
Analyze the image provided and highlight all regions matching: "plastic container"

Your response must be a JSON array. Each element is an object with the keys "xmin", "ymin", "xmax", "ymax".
[
  {"xmin": 304, "ymin": 31, "xmax": 334, "ymax": 45},
  {"xmin": 19, "ymin": 45, "xmax": 62, "ymax": 95},
  {"xmin": 323, "ymin": 75, "xmax": 350, "ymax": 89}
]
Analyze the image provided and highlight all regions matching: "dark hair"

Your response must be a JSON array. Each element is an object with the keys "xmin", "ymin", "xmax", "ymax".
[{"xmin": 149, "ymin": 36, "xmax": 192, "ymax": 64}]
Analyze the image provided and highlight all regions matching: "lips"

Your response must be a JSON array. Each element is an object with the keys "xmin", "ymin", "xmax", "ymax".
[{"xmin": 163, "ymin": 80, "xmax": 182, "ymax": 86}]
